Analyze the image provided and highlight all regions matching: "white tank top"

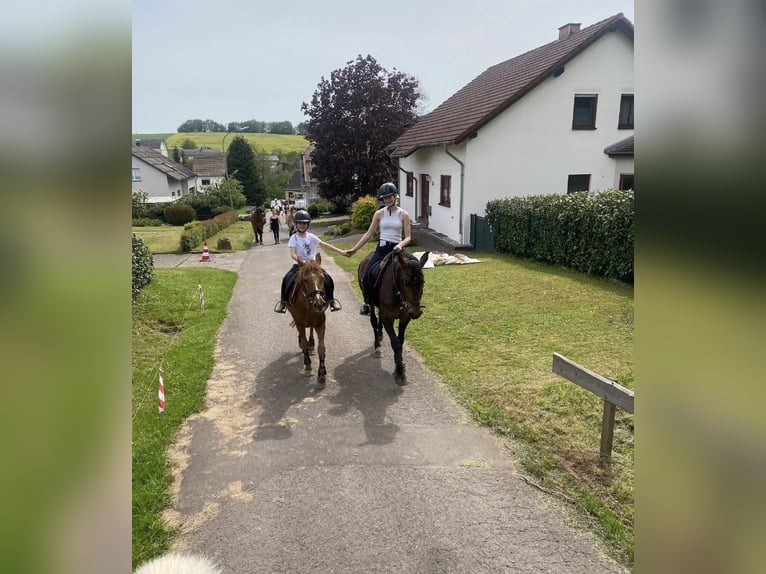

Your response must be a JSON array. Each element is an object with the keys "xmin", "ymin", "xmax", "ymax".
[{"xmin": 379, "ymin": 207, "xmax": 402, "ymax": 244}]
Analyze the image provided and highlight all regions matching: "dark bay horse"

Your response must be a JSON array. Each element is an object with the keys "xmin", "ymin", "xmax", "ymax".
[
  {"xmin": 357, "ymin": 250, "xmax": 429, "ymax": 385},
  {"xmin": 250, "ymin": 207, "xmax": 265, "ymax": 245},
  {"xmin": 287, "ymin": 253, "xmax": 329, "ymax": 387}
]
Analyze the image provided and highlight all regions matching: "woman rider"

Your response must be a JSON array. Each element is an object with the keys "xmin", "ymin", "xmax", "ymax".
[
  {"xmin": 345, "ymin": 182, "xmax": 412, "ymax": 315},
  {"xmin": 274, "ymin": 210, "xmax": 346, "ymax": 313}
]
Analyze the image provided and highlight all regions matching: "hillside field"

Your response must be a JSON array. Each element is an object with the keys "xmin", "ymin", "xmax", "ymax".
[{"xmin": 132, "ymin": 133, "xmax": 309, "ymax": 155}]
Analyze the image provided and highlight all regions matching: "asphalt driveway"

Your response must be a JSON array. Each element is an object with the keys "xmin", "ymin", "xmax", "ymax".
[{"xmin": 152, "ymin": 233, "xmax": 626, "ymax": 573}]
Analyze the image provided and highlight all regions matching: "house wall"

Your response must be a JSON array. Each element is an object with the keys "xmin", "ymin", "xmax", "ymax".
[
  {"xmin": 132, "ymin": 156, "xmax": 194, "ymax": 202},
  {"xmin": 196, "ymin": 176, "xmax": 225, "ymax": 191},
  {"xmin": 398, "ymin": 30, "xmax": 633, "ymax": 245}
]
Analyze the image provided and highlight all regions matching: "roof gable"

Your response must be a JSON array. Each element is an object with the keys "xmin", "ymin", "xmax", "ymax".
[
  {"xmin": 388, "ymin": 13, "xmax": 633, "ymax": 157},
  {"xmin": 132, "ymin": 145, "xmax": 195, "ymax": 180},
  {"xmin": 192, "ymin": 156, "xmax": 227, "ymax": 177}
]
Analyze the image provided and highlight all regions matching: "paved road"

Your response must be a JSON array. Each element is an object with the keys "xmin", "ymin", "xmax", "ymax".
[{"xmin": 154, "ymin": 230, "xmax": 625, "ymax": 573}]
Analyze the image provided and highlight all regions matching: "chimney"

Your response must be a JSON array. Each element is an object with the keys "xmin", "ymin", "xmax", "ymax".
[{"xmin": 558, "ymin": 22, "xmax": 581, "ymax": 40}]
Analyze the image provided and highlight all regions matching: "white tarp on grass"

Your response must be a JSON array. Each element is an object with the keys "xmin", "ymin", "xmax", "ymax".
[{"xmin": 412, "ymin": 251, "xmax": 481, "ymax": 269}]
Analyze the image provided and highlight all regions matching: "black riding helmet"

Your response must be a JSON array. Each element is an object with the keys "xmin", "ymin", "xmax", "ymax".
[
  {"xmin": 293, "ymin": 209, "xmax": 311, "ymax": 226},
  {"xmin": 377, "ymin": 182, "xmax": 397, "ymax": 199}
]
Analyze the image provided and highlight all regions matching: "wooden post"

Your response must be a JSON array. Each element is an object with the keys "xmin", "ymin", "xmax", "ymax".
[
  {"xmin": 552, "ymin": 352, "xmax": 634, "ymax": 461},
  {"xmin": 600, "ymin": 401, "xmax": 617, "ymax": 460}
]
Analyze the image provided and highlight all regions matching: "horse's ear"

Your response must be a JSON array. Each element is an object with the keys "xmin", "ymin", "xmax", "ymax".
[
  {"xmin": 316, "ymin": 252, "xmax": 322, "ymax": 265},
  {"xmin": 419, "ymin": 251, "xmax": 430, "ymax": 268}
]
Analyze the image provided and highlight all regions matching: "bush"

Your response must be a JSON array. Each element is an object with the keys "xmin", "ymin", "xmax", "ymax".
[
  {"xmin": 132, "ymin": 234, "xmax": 154, "ymax": 299},
  {"xmin": 307, "ymin": 203, "xmax": 319, "ymax": 218},
  {"xmin": 486, "ymin": 189, "xmax": 633, "ymax": 283},
  {"xmin": 132, "ymin": 218, "xmax": 163, "ymax": 227},
  {"xmin": 351, "ymin": 195, "xmax": 378, "ymax": 229},
  {"xmin": 179, "ymin": 210, "xmax": 239, "ymax": 252},
  {"xmin": 164, "ymin": 204, "xmax": 196, "ymax": 225}
]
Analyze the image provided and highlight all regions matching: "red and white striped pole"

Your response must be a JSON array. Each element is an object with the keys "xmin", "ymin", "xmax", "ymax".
[
  {"xmin": 158, "ymin": 368, "xmax": 165, "ymax": 413},
  {"xmin": 198, "ymin": 283, "xmax": 205, "ymax": 314}
]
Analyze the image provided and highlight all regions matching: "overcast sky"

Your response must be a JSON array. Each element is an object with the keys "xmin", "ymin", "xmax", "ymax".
[{"xmin": 132, "ymin": 0, "xmax": 634, "ymax": 134}]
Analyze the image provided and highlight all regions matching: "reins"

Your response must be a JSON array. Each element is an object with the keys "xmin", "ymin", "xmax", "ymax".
[
  {"xmin": 297, "ymin": 263, "xmax": 328, "ymax": 310},
  {"xmin": 392, "ymin": 254, "xmax": 424, "ymax": 311}
]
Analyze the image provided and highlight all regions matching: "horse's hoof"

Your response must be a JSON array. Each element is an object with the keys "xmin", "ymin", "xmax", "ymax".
[{"xmin": 316, "ymin": 376, "xmax": 326, "ymax": 388}]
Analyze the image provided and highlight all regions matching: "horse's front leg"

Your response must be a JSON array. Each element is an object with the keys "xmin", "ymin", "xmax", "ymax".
[
  {"xmin": 308, "ymin": 327, "xmax": 316, "ymax": 356},
  {"xmin": 369, "ymin": 307, "xmax": 383, "ymax": 358},
  {"xmin": 316, "ymin": 322, "xmax": 327, "ymax": 387},
  {"xmin": 297, "ymin": 327, "xmax": 312, "ymax": 372},
  {"xmin": 381, "ymin": 318, "xmax": 406, "ymax": 385}
]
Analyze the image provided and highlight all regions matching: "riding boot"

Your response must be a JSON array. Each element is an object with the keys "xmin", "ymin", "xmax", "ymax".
[
  {"xmin": 274, "ymin": 300, "xmax": 287, "ymax": 313},
  {"xmin": 359, "ymin": 284, "xmax": 371, "ymax": 315}
]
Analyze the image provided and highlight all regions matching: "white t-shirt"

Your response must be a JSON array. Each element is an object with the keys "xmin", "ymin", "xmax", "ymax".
[{"xmin": 288, "ymin": 232, "xmax": 321, "ymax": 261}]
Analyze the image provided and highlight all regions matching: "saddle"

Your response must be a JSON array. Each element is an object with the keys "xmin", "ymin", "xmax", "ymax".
[{"xmin": 366, "ymin": 252, "xmax": 395, "ymax": 291}]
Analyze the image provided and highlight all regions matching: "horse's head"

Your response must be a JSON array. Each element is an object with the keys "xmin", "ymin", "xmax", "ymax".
[
  {"xmin": 395, "ymin": 251, "xmax": 429, "ymax": 319},
  {"xmin": 297, "ymin": 254, "xmax": 328, "ymax": 312}
]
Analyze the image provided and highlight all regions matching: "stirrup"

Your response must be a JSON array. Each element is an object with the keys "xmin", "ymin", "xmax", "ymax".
[
  {"xmin": 274, "ymin": 300, "xmax": 287, "ymax": 313},
  {"xmin": 359, "ymin": 303, "xmax": 370, "ymax": 315}
]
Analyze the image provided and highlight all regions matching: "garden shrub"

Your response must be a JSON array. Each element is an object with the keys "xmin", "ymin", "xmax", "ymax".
[
  {"xmin": 307, "ymin": 203, "xmax": 319, "ymax": 218},
  {"xmin": 351, "ymin": 195, "xmax": 378, "ymax": 230},
  {"xmin": 132, "ymin": 234, "xmax": 154, "ymax": 299},
  {"xmin": 164, "ymin": 204, "xmax": 196, "ymax": 225},
  {"xmin": 486, "ymin": 189, "xmax": 633, "ymax": 283},
  {"xmin": 132, "ymin": 218, "xmax": 163, "ymax": 227},
  {"xmin": 179, "ymin": 210, "xmax": 239, "ymax": 252}
]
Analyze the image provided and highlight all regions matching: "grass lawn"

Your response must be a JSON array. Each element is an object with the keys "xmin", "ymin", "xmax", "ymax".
[
  {"xmin": 132, "ymin": 267, "xmax": 238, "ymax": 569},
  {"xmin": 133, "ymin": 220, "xmax": 257, "ymax": 254},
  {"xmin": 132, "ymin": 235, "xmax": 634, "ymax": 569},
  {"xmin": 331, "ymin": 244, "xmax": 635, "ymax": 567}
]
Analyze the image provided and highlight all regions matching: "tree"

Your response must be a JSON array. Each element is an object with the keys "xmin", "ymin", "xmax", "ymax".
[
  {"xmin": 301, "ymin": 54, "xmax": 421, "ymax": 205},
  {"xmin": 226, "ymin": 135, "xmax": 265, "ymax": 205},
  {"xmin": 295, "ymin": 122, "xmax": 307, "ymax": 136},
  {"xmin": 268, "ymin": 121, "xmax": 295, "ymax": 135}
]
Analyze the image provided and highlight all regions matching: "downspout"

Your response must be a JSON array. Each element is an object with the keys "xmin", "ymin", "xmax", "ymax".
[
  {"xmin": 388, "ymin": 148, "xmax": 418, "ymax": 219},
  {"xmin": 444, "ymin": 145, "xmax": 465, "ymax": 245}
]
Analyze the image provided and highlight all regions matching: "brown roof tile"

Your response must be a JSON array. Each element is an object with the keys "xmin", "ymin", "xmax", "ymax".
[
  {"xmin": 604, "ymin": 135, "xmax": 634, "ymax": 156},
  {"xmin": 192, "ymin": 156, "xmax": 227, "ymax": 177},
  {"xmin": 132, "ymin": 145, "xmax": 195, "ymax": 180},
  {"xmin": 388, "ymin": 13, "xmax": 633, "ymax": 157}
]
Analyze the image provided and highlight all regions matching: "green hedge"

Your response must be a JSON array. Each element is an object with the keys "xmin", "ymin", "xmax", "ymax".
[
  {"xmin": 132, "ymin": 234, "xmax": 154, "ymax": 299},
  {"xmin": 486, "ymin": 189, "xmax": 633, "ymax": 283},
  {"xmin": 179, "ymin": 210, "xmax": 239, "ymax": 252}
]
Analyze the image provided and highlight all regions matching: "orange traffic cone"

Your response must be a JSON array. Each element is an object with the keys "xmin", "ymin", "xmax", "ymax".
[{"xmin": 200, "ymin": 241, "xmax": 211, "ymax": 262}]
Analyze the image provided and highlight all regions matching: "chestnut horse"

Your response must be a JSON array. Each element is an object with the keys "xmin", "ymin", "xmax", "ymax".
[
  {"xmin": 357, "ymin": 250, "xmax": 429, "ymax": 384},
  {"xmin": 287, "ymin": 253, "xmax": 329, "ymax": 386},
  {"xmin": 250, "ymin": 207, "xmax": 265, "ymax": 245}
]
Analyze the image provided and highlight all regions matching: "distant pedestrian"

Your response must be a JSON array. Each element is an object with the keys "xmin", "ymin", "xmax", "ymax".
[
  {"xmin": 269, "ymin": 206, "xmax": 281, "ymax": 244},
  {"xmin": 287, "ymin": 206, "xmax": 297, "ymax": 236}
]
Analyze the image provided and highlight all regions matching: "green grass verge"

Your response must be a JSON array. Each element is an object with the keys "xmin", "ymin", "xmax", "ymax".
[
  {"xmin": 133, "ymin": 220, "xmax": 257, "ymax": 254},
  {"xmin": 132, "ymin": 268, "xmax": 238, "ymax": 569},
  {"xmin": 331, "ymin": 246, "xmax": 634, "ymax": 567}
]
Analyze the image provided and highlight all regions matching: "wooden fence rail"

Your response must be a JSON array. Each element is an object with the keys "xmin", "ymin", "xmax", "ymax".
[{"xmin": 552, "ymin": 352, "xmax": 634, "ymax": 460}]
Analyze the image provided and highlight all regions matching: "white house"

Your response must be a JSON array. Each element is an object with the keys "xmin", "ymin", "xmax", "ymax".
[
  {"xmin": 387, "ymin": 13, "xmax": 634, "ymax": 246},
  {"xmin": 192, "ymin": 156, "xmax": 227, "ymax": 191},
  {"xmin": 132, "ymin": 144, "xmax": 197, "ymax": 203}
]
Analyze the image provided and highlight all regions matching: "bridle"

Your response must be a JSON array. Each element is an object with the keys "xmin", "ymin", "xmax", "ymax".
[
  {"xmin": 392, "ymin": 256, "xmax": 424, "ymax": 311},
  {"xmin": 298, "ymin": 264, "xmax": 328, "ymax": 310}
]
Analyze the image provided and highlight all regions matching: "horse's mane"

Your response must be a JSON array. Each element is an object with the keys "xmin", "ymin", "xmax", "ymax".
[{"xmin": 297, "ymin": 258, "xmax": 323, "ymax": 279}]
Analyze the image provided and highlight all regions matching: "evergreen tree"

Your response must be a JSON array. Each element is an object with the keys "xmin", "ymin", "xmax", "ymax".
[{"xmin": 226, "ymin": 135, "xmax": 265, "ymax": 205}]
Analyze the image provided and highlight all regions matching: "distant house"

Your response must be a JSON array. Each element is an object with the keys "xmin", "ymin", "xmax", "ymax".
[
  {"xmin": 387, "ymin": 13, "xmax": 634, "ymax": 246},
  {"xmin": 192, "ymin": 156, "xmax": 227, "ymax": 190},
  {"xmin": 284, "ymin": 169, "xmax": 305, "ymax": 206},
  {"xmin": 132, "ymin": 144, "xmax": 196, "ymax": 203},
  {"xmin": 265, "ymin": 154, "xmax": 280, "ymax": 171},
  {"xmin": 134, "ymin": 139, "xmax": 168, "ymax": 157},
  {"xmin": 300, "ymin": 143, "xmax": 319, "ymax": 201}
]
